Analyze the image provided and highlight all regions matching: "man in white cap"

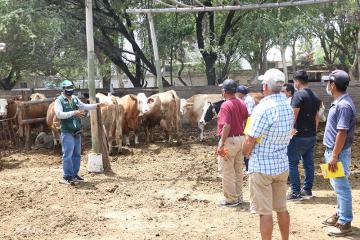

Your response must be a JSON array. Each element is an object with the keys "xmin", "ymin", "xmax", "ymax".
[{"xmin": 243, "ymin": 68, "xmax": 294, "ymax": 240}]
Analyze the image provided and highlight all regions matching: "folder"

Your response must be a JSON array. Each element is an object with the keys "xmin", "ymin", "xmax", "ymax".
[
  {"xmin": 244, "ymin": 117, "xmax": 262, "ymax": 143},
  {"xmin": 320, "ymin": 162, "xmax": 345, "ymax": 179}
]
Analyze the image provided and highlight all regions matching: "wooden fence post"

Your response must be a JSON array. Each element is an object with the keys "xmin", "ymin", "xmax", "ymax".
[{"xmin": 96, "ymin": 107, "xmax": 110, "ymax": 171}]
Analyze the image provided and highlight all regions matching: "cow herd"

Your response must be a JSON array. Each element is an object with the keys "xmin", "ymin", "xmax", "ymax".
[
  {"xmin": 0, "ymin": 90, "xmax": 326, "ymax": 154},
  {"xmin": 0, "ymin": 90, "xmax": 231, "ymax": 153}
]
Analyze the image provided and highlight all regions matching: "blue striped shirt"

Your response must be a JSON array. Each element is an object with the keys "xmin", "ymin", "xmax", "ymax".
[{"xmin": 247, "ymin": 94, "xmax": 294, "ymax": 176}]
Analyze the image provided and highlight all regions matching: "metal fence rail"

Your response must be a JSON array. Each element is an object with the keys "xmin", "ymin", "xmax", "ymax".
[{"xmin": 0, "ymin": 117, "xmax": 19, "ymax": 158}]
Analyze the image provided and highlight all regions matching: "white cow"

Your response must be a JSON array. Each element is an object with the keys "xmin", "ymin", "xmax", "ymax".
[
  {"xmin": 180, "ymin": 94, "xmax": 223, "ymax": 141},
  {"xmin": 0, "ymin": 99, "xmax": 8, "ymax": 117}
]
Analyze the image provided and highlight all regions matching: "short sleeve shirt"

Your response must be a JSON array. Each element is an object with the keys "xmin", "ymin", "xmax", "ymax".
[
  {"xmin": 244, "ymin": 94, "xmax": 256, "ymax": 115},
  {"xmin": 323, "ymin": 94, "xmax": 356, "ymax": 150},
  {"xmin": 247, "ymin": 94, "xmax": 294, "ymax": 176},
  {"xmin": 291, "ymin": 88, "xmax": 321, "ymax": 137},
  {"xmin": 217, "ymin": 98, "xmax": 248, "ymax": 136}
]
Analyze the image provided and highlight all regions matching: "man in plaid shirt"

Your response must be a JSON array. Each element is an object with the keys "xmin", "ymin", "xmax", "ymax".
[{"xmin": 243, "ymin": 68, "xmax": 294, "ymax": 240}]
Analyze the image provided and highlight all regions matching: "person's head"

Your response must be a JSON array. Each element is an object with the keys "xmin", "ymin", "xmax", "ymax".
[
  {"xmin": 235, "ymin": 85, "xmax": 248, "ymax": 99},
  {"xmin": 322, "ymin": 69, "xmax": 350, "ymax": 97},
  {"xmin": 281, "ymin": 83, "xmax": 295, "ymax": 98},
  {"xmin": 293, "ymin": 70, "xmax": 308, "ymax": 90},
  {"xmin": 221, "ymin": 79, "xmax": 238, "ymax": 99},
  {"xmin": 258, "ymin": 69, "xmax": 285, "ymax": 96},
  {"xmin": 61, "ymin": 80, "xmax": 74, "ymax": 97}
]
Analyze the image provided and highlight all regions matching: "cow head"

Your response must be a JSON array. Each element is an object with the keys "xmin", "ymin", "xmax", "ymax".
[
  {"xmin": 180, "ymin": 99, "xmax": 187, "ymax": 115},
  {"xmin": 137, "ymin": 93, "xmax": 149, "ymax": 116},
  {"xmin": 0, "ymin": 99, "xmax": 8, "ymax": 117},
  {"xmin": 199, "ymin": 100, "xmax": 225, "ymax": 125}
]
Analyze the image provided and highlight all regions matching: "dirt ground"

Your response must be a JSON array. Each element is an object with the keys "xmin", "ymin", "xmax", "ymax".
[{"xmin": 1, "ymin": 123, "xmax": 360, "ymax": 240}]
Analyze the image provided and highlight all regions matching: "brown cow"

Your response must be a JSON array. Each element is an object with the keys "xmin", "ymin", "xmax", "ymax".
[
  {"xmin": 249, "ymin": 92, "xmax": 264, "ymax": 105},
  {"xmin": 19, "ymin": 93, "xmax": 50, "ymax": 150},
  {"xmin": 96, "ymin": 93, "xmax": 124, "ymax": 154},
  {"xmin": 180, "ymin": 94, "xmax": 223, "ymax": 141},
  {"xmin": 46, "ymin": 101, "xmax": 61, "ymax": 149},
  {"xmin": 116, "ymin": 93, "xmax": 149, "ymax": 145},
  {"xmin": 143, "ymin": 90, "xmax": 181, "ymax": 143}
]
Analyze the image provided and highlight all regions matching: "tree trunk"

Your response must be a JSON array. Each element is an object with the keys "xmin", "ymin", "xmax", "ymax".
[
  {"xmin": 291, "ymin": 39, "xmax": 297, "ymax": 74},
  {"xmin": 170, "ymin": 46, "xmax": 173, "ymax": 86},
  {"xmin": 177, "ymin": 58, "xmax": 187, "ymax": 86},
  {"xmin": 204, "ymin": 56, "xmax": 217, "ymax": 85},
  {"xmin": 356, "ymin": 29, "xmax": 360, "ymax": 81},
  {"xmin": 260, "ymin": 37, "xmax": 267, "ymax": 74},
  {"xmin": 115, "ymin": 65, "xmax": 124, "ymax": 88},
  {"xmin": 357, "ymin": 30, "xmax": 360, "ymax": 81},
  {"xmin": 0, "ymin": 69, "xmax": 16, "ymax": 90},
  {"xmin": 280, "ymin": 39, "xmax": 288, "ymax": 83}
]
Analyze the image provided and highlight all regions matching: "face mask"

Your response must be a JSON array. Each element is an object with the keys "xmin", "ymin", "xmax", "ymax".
[
  {"xmin": 280, "ymin": 93, "xmax": 286, "ymax": 98},
  {"xmin": 326, "ymin": 84, "xmax": 332, "ymax": 96},
  {"xmin": 65, "ymin": 89, "xmax": 74, "ymax": 96}
]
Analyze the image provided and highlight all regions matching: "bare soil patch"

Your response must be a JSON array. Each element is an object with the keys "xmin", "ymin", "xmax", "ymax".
[{"xmin": 1, "ymin": 123, "xmax": 360, "ymax": 240}]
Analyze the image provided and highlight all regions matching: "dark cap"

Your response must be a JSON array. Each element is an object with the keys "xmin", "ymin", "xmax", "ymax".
[
  {"xmin": 293, "ymin": 70, "xmax": 308, "ymax": 82},
  {"xmin": 221, "ymin": 79, "xmax": 238, "ymax": 93},
  {"xmin": 236, "ymin": 85, "xmax": 249, "ymax": 94},
  {"xmin": 322, "ymin": 69, "xmax": 350, "ymax": 88}
]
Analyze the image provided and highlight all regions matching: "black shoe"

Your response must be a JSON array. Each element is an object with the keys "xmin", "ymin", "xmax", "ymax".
[
  {"xmin": 287, "ymin": 192, "xmax": 303, "ymax": 201},
  {"xmin": 73, "ymin": 175, "xmax": 84, "ymax": 182},
  {"xmin": 300, "ymin": 189, "xmax": 313, "ymax": 199},
  {"xmin": 61, "ymin": 177, "xmax": 75, "ymax": 185}
]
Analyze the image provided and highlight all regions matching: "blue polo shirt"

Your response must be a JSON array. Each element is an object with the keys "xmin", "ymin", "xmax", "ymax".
[{"xmin": 323, "ymin": 94, "xmax": 356, "ymax": 150}]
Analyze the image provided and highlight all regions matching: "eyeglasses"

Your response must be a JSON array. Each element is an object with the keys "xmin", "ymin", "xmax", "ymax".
[{"xmin": 64, "ymin": 86, "xmax": 74, "ymax": 90}]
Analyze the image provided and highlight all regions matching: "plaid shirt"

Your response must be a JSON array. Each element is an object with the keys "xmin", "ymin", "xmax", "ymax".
[{"xmin": 247, "ymin": 94, "xmax": 294, "ymax": 176}]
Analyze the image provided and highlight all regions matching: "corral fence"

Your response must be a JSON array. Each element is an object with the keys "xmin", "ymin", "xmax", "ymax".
[
  {"xmin": 0, "ymin": 115, "xmax": 19, "ymax": 158},
  {"xmin": 1, "ymin": 82, "xmax": 360, "ymax": 117},
  {"xmin": 0, "ymin": 82, "xmax": 360, "ymax": 155}
]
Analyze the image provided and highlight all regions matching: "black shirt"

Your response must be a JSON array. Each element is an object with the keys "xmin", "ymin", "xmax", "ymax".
[{"xmin": 291, "ymin": 88, "xmax": 321, "ymax": 137}]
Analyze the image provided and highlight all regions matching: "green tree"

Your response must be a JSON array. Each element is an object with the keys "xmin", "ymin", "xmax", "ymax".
[{"xmin": 0, "ymin": 0, "xmax": 87, "ymax": 90}]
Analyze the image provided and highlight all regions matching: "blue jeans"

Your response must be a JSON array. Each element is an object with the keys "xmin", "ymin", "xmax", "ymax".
[
  {"xmin": 324, "ymin": 147, "xmax": 352, "ymax": 224},
  {"xmin": 288, "ymin": 136, "xmax": 316, "ymax": 193},
  {"xmin": 61, "ymin": 132, "xmax": 81, "ymax": 179}
]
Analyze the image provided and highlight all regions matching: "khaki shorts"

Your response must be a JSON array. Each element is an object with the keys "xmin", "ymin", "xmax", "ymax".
[{"xmin": 249, "ymin": 171, "xmax": 289, "ymax": 215}]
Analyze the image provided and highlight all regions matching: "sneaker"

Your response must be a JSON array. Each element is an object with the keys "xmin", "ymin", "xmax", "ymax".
[
  {"xmin": 287, "ymin": 192, "xmax": 303, "ymax": 201},
  {"xmin": 218, "ymin": 200, "xmax": 240, "ymax": 208},
  {"xmin": 300, "ymin": 188, "xmax": 313, "ymax": 199},
  {"xmin": 327, "ymin": 222, "xmax": 352, "ymax": 237},
  {"xmin": 73, "ymin": 175, "xmax": 84, "ymax": 182},
  {"xmin": 322, "ymin": 213, "xmax": 338, "ymax": 226},
  {"xmin": 60, "ymin": 177, "xmax": 75, "ymax": 185}
]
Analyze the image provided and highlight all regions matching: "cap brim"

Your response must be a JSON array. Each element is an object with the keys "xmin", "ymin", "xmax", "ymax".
[
  {"xmin": 321, "ymin": 76, "xmax": 331, "ymax": 82},
  {"xmin": 258, "ymin": 75, "xmax": 265, "ymax": 82}
]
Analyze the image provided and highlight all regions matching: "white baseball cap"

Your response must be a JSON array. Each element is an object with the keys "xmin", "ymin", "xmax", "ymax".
[{"xmin": 258, "ymin": 68, "xmax": 285, "ymax": 89}]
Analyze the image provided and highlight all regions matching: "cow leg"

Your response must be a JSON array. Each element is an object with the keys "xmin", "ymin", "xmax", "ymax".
[
  {"xmin": 134, "ymin": 129, "xmax": 140, "ymax": 145},
  {"xmin": 160, "ymin": 119, "xmax": 170, "ymax": 142},
  {"xmin": 198, "ymin": 123, "xmax": 205, "ymax": 141},
  {"xmin": 145, "ymin": 127, "xmax": 149, "ymax": 143},
  {"xmin": 124, "ymin": 134, "xmax": 130, "ymax": 146},
  {"xmin": 108, "ymin": 139, "xmax": 113, "ymax": 155},
  {"xmin": 116, "ymin": 138, "xmax": 122, "ymax": 154}
]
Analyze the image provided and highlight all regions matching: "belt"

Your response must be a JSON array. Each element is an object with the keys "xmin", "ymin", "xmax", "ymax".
[{"xmin": 229, "ymin": 134, "xmax": 244, "ymax": 137}]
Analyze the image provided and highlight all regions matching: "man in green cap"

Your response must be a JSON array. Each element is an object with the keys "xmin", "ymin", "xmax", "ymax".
[{"xmin": 55, "ymin": 80, "xmax": 107, "ymax": 185}]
